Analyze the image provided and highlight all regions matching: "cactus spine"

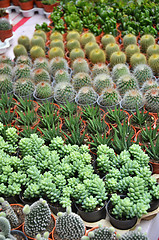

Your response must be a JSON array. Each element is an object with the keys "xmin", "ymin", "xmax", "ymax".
[
  {"xmin": 92, "ymin": 63, "xmax": 110, "ymax": 78},
  {"xmin": 50, "ymin": 39, "xmax": 64, "ymax": 51},
  {"xmin": 116, "ymin": 74, "xmax": 139, "ymax": 96},
  {"xmin": 82, "ymin": 226, "xmax": 117, "ymax": 240},
  {"xmin": 54, "ymin": 82, "xmax": 76, "ymax": 103},
  {"xmin": 0, "ymin": 63, "xmax": 12, "ymax": 78},
  {"xmin": 30, "ymin": 46, "xmax": 45, "ymax": 60},
  {"xmin": 16, "ymin": 55, "xmax": 32, "ymax": 67},
  {"xmin": 49, "ymin": 47, "xmax": 64, "ymax": 59},
  {"xmin": 14, "ymin": 78, "xmax": 34, "ymax": 97},
  {"xmin": 140, "ymin": 34, "xmax": 155, "ymax": 53},
  {"xmin": 50, "ymin": 31, "xmax": 63, "ymax": 41},
  {"xmin": 133, "ymin": 64, "xmax": 153, "ymax": 86},
  {"xmin": 144, "ymin": 88, "xmax": 159, "ymax": 112},
  {"xmin": 35, "ymin": 82, "xmax": 53, "ymax": 99},
  {"xmin": 50, "ymin": 57, "xmax": 68, "ymax": 76},
  {"xmin": 75, "ymin": 86, "xmax": 98, "ymax": 105},
  {"xmin": 0, "ymin": 213, "xmax": 16, "ymax": 240},
  {"xmin": 98, "ymin": 87, "xmax": 121, "ymax": 107},
  {"xmin": 13, "ymin": 44, "xmax": 28, "ymax": 58},
  {"xmin": 32, "ymin": 68, "xmax": 50, "ymax": 85},
  {"xmin": 146, "ymin": 44, "xmax": 159, "ymax": 59},
  {"xmin": 93, "ymin": 74, "xmax": 114, "ymax": 94},
  {"xmin": 54, "ymin": 69, "xmax": 71, "ymax": 84},
  {"xmin": 120, "ymin": 227, "xmax": 148, "ymax": 240},
  {"xmin": 0, "ymin": 74, "xmax": 12, "ymax": 94},
  {"xmin": 66, "ymin": 39, "xmax": 80, "ymax": 51},
  {"xmin": 18, "ymin": 35, "xmax": 30, "ymax": 51},
  {"xmin": 30, "ymin": 36, "xmax": 45, "ymax": 50},
  {"xmin": 33, "ymin": 57, "xmax": 50, "ymax": 73},
  {"xmin": 148, "ymin": 54, "xmax": 159, "ymax": 75},
  {"xmin": 80, "ymin": 32, "xmax": 96, "ymax": 47},
  {"xmin": 66, "ymin": 31, "xmax": 80, "ymax": 42},
  {"xmin": 84, "ymin": 42, "xmax": 99, "ymax": 58},
  {"xmin": 110, "ymin": 51, "xmax": 126, "ymax": 67},
  {"xmin": 141, "ymin": 79, "xmax": 158, "ymax": 94},
  {"xmin": 130, "ymin": 53, "xmax": 147, "ymax": 68},
  {"xmin": 14, "ymin": 64, "xmax": 31, "ymax": 79},
  {"xmin": 121, "ymin": 89, "xmax": 144, "ymax": 111},
  {"xmin": 72, "ymin": 58, "xmax": 89, "ymax": 74},
  {"xmin": 72, "ymin": 72, "xmax": 92, "ymax": 91}
]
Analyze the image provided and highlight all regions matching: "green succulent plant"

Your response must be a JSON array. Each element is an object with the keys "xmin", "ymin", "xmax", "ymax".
[
  {"xmin": 80, "ymin": 32, "xmax": 96, "ymax": 47},
  {"xmin": 147, "ymin": 44, "xmax": 159, "ymax": 59},
  {"xmin": 72, "ymin": 58, "xmax": 89, "ymax": 74},
  {"xmin": 54, "ymin": 82, "xmax": 76, "ymax": 103},
  {"xmin": 66, "ymin": 30, "xmax": 80, "ymax": 42},
  {"xmin": 148, "ymin": 54, "xmax": 159, "ymax": 75},
  {"xmin": 120, "ymin": 227, "xmax": 149, "ymax": 240},
  {"xmin": 50, "ymin": 39, "xmax": 64, "ymax": 51},
  {"xmin": 130, "ymin": 53, "xmax": 147, "ymax": 68},
  {"xmin": 123, "ymin": 34, "xmax": 137, "ymax": 49},
  {"xmin": 89, "ymin": 48, "xmax": 106, "ymax": 64},
  {"xmin": 111, "ymin": 63, "xmax": 130, "ymax": 83},
  {"xmin": 75, "ymin": 86, "xmax": 98, "ymax": 105},
  {"xmin": 144, "ymin": 88, "xmax": 159, "ymax": 112},
  {"xmin": 93, "ymin": 74, "xmax": 114, "ymax": 94},
  {"xmin": 84, "ymin": 42, "xmax": 99, "ymax": 58},
  {"xmin": 116, "ymin": 74, "xmax": 139, "ymax": 97},
  {"xmin": 140, "ymin": 34, "xmax": 155, "ymax": 53},
  {"xmin": 105, "ymin": 43, "xmax": 120, "ymax": 61},
  {"xmin": 98, "ymin": 87, "xmax": 121, "ymax": 107},
  {"xmin": 92, "ymin": 63, "xmax": 110, "ymax": 78},
  {"xmin": 54, "ymin": 69, "xmax": 71, "ymax": 84},
  {"xmin": 66, "ymin": 39, "xmax": 80, "ymax": 51},
  {"xmin": 49, "ymin": 47, "xmax": 64, "ymax": 59},
  {"xmin": 125, "ymin": 44, "xmax": 140, "ymax": 62},
  {"xmin": 33, "ymin": 30, "xmax": 46, "ymax": 42},
  {"xmin": 133, "ymin": 64, "xmax": 153, "ymax": 87},
  {"xmin": 16, "ymin": 55, "xmax": 32, "ymax": 67},
  {"xmin": 110, "ymin": 51, "xmax": 126, "ymax": 67},
  {"xmin": 35, "ymin": 82, "xmax": 53, "ymax": 99},
  {"xmin": 32, "ymin": 68, "xmax": 50, "ymax": 85},
  {"xmin": 33, "ymin": 57, "xmax": 50, "ymax": 72},
  {"xmin": 14, "ymin": 78, "xmax": 34, "ymax": 97},
  {"xmin": 72, "ymin": 72, "xmax": 92, "ymax": 91},
  {"xmin": 0, "ymin": 63, "xmax": 12, "ymax": 78},
  {"xmin": 18, "ymin": 35, "xmax": 30, "ymax": 51},
  {"xmin": 141, "ymin": 79, "xmax": 158, "ymax": 94},
  {"xmin": 121, "ymin": 89, "xmax": 144, "ymax": 112},
  {"xmin": 101, "ymin": 34, "xmax": 116, "ymax": 48},
  {"xmin": 0, "ymin": 74, "xmax": 12, "ymax": 95},
  {"xmin": 70, "ymin": 48, "xmax": 85, "ymax": 61},
  {"xmin": 50, "ymin": 31, "xmax": 63, "ymax": 41},
  {"xmin": 0, "ymin": 18, "xmax": 12, "ymax": 30},
  {"xmin": 14, "ymin": 64, "xmax": 31, "ymax": 79},
  {"xmin": 50, "ymin": 57, "xmax": 68, "ymax": 76},
  {"xmin": 30, "ymin": 46, "xmax": 45, "ymax": 59}
]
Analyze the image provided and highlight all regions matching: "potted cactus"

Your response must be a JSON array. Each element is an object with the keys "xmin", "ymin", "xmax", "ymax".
[
  {"xmin": 0, "ymin": 18, "xmax": 13, "ymax": 42},
  {"xmin": 0, "ymin": 0, "xmax": 10, "ymax": 7},
  {"xmin": 19, "ymin": 0, "xmax": 34, "ymax": 10},
  {"xmin": 42, "ymin": 0, "xmax": 59, "ymax": 13}
]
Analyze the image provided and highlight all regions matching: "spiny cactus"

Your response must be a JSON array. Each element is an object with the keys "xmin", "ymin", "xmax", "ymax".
[
  {"xmin": 0, "ymin": 197, "xmax": 19, "ymax": 229},
  {"xmin": 111, "ymin": 64, "xmax": 130, "ymax": 83},
  {"xmin": 123, "ymin": 34, "xmax": 137, "ymax": 49},
  {"xmin": 105, "ymin": 43, "xmax": 120, "ymax": 61},
  {"xmin": 0, "ymin": 213, "xmax": 16, "ymax": 240},
  {"xmin": 16, "ymin": 55, "xmax": 32, "ymax": 67},
  {"xmin": 0, "ymin": 55, "xmax": 13, "ymax": 66},
  {"xmin": 30, "ymin": 46, "xmax": 45, "ymax": 60},
  {"xmin": 66, "ymin": 30, "xmax": 80, "ymax": 41},
  {"xmin": 116, "ymin": 74, "xmax": 139, "ymax": 96},
  {"xmin": 33, "ymin": 30, "xmax": 46, "ymax": 42},
  {"xmin": 130, "ymin": 53, "xmax": 147, "ymax": 68},
  {"xmin": 93, "ymin": 74, "xmax": 114, "ymax": 94},
  {"xmin": 0, "ymin": 63, "xmax": 12, "ymax": 78},
  {"xmin": 133, "ymin": 64, "xmax": 153, "ymax": 86},
  {"xmin": 75, "ymin": 86, "xmax": 98, "ymax": 105},
  {"xmin": 120, "ymin": 227, "xmax": 149, "ymax": 240},
  {"xmin": 80, "ymin": 32, "xmax": 96, "ymax": 47},
  {"xmin": 81, "ymin": 226, "xmax": 117, "ymax": 240},
  {"xmin": 141, "ymin": 79, "xmax": 158, "ymax": 94},
  {"xmin": 50, "ymin": 57, "xmax": 68, "ymax": 76},
  {"xmin": 72, "ymin": 58, "xmax": 89, "ymax": 74},
  {"xmin": 32, "ymin": 68, "xmax": 50, "ymax": 85},
  {"xmin": 49, "ymin": 47, "xmax": 64, "ymax": 59},
  {"xmin": 14, "ymin": 78, "xmax": 34, "ymax": 97},
  {"xmin": 148, "ymin": 54, "xmax": 159, "ymax": 75},
  {"xmin": 98, "ymin": 87, "xmax": 121, "ymax": 107},
  {"xmin": 72, "ymin": 72, "xmax": 92, "ymax": 91},
  {"xmin": 56, "ymin": 207, "xmax": 85, "ymax": 240},
  {"xmin": 54, "ymin": 69, "xmax": 71, "ymax": 84},
  {"xmin": 121, "ymin": 89, "xmax": 144, "ymax": 111},
  {"xmin": 18, "ymin": 35, "xmax": 30, "ymax": 51},
  {"xmin": 144, "ymin": 88, "xmax": 159, "ymax": 112},
  {"xmin": 0, "ymin": 74, "xmax": 12, "ymax": 94},
  {"xmin": 23, "ymin": 198, "xmax": 51, "ymax": 238},
  {"xmin": 14, "ymin": 64, "xmax": 31, "ymax": 79},
  {"xmin": 146, "ymin": 44, "xmax": 159, "ymax": 59},
  {"xmin": 50, "ymin": 39, "xmax": 64, "ymax": 51},
  {"xmin": 110, "ymin": 51, "xmax": 126, "ymax": 67},
  {"xmin": 54, "ymin": 82, "xmax": 76, "ymax": 103},
  {"xmin": 33, "ymin": 57, "xmax": 50, "ymax": 72},
  {"xmin": 140, "ymin": 34, "xmax": 155, "ymax": 53},
  {"xmin": 0, "ymin": 18, "xmax": 12, "ymax": 31},
  {"xmin": 35, "ymin": 82, "xmax": 53, "ymax": 99},
  {"xmin": 66, "ymin": 39, "xmax": 80, "ymax": 51},
  {"xmin": 70, "ymin": 48, "xmax": 85, "ymax": 61},
  {"xmin": 89, "ymin": 49, "xmax": 106, "ymax": 64},
  {"xmin": 125, "ymin": 44, "xmax": 140, "ymax": 62},
  {"xmin": 92, "ymin": 63, "xmax": 110, "ymax": 78},
  {"xmin": 30, "ymin": 36, "xmax": 45, "ymax": 50},
  {"xmin": 50, "ymin": 31, "xmax": 63, "ymax": 41},
  {"xmin": 101, "ymin": 34, "xmax": 116, "ymax": 48},
  {"xmin": 84, "ymin": 42, "xmax": 100, "ymax": 58}
]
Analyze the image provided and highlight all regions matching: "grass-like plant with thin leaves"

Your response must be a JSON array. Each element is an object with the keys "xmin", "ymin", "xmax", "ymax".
[
  {"xmin": 17, "ymin": 108, "xmax": 38, "ymax": 127},
  {"xmin": 87, "ymin": 117, "xmax": 109, "ymax": 134},
  {"xmin": 104, "ymin": 106, "xmax": 128, "ymax": 124},
  {"xmin": 63, "ymin": 114, "xmax": 82, "ymax": 132},
  {"xmin": 130, "ymin": 106, "xmax": 151, "ymax": 127},
  {"xmin": 19, "ymin": 126, "xmax": 40, "ymax": 138},
  {"xmin": 39, "ymin": 123, "xmax": 62, "ymax": 144},
  {"xmin": 38, "ymin": 101, "xmax": 59, "ymax": 116},
  {"xmin": 0, "ymin": 93, "xmax": 15, "ymax": 110},
  {"xmin": 140, "ymin": 124, "xmax": 159, "ymax": 143},
  {"xmin": 17, "ymin": 96, "xmax": 35, "ymax": 112},
  {"xmin": 59, "ymin": 100, "xmax": 80, "ymax": 117},
  {"xmin": 88, "ymin": 132, "xmax": 112, "ymax": 152},
  {"xmin": 0, "ymin": 107, "xmax": 16, "ymax": 126},
  {"xmin": 145, "ymin": 136, "xmax": 159, "ymax": 163},
  {"xmin": 63, "ymin": 127, "xmax": 86, "ymax": 146},
  {"xmin": 39, "ymin": 111, "xmax": 59, "ymax": 128},
  {"xmin": 81, "ymin": 105, "xmax": 101, "ymax": 120}
]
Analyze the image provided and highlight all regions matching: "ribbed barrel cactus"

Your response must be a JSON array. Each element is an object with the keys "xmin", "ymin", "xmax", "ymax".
[
  {"xmin": 49, "ymin": 47, "xmax": 64, "ymax": 59},
  {"xmin": 35, "ymin": 82, "xmax": 53, "ymax": 99},
  {"xmin": 130, "ymin": 53, "xmax": 147, "ymax": 68},
  {"xmin": 75, "ymin": 86, "xmax": 98, "ymax": 105},
  {"xmin": 105, "ymin": 43, "xmax": 120, "ymax": 61},
  {"xmin": 121, "ymin": 89, "xmax": 144, "ymax": 111},
  {"xmin": 66, "ymin": 30, "xmax": 80, "ymax": 41},
  {"xmin": 16, "ymin": 55, "xmax": 32, "ymax": 67},
  {"xmin": 33, "ymin": 30, "xmax": 46, "ymax": 42},
  {"xmin": 30, "ymin": 46, "xmax": 45, "ymax": 59},
  {"xmin": 0, "ymin": 55, "xmax": 13, "ymax": 66},
  {"xmin": 72, "ymin": 72, "xmax": 92, "ymax": 91},
  {"xmin": 54, "ymin": 69, "xmax": 70, "ymax": 84},
  {"xmin": 112, "ymin": 64, "xmax": 130, "ymax": 83},
  {"xmin": 93, "ymin": 74, "xmax": 114, "ymax": 94},
  {"xmin": 98, "ymin": 87, "xmax": 121, "ymax": 107},
  {"xmin": 50, "ymin": 57, "xmax": 68, "ymax": 76},
  {"xmin": 133, "ymin": 64, "xmax": 153, "ymax": 86},
  {"xmin": 70, "ymin": 48, "xmax": 85, "ymax": 61},
  {"xmin": 0, "ymin": 63, "xmax": 12, "ymax": 78},
  {"xmin": 110, "ymin": 51, "xmax": 126, "ymax": 67},
  {"xmin": 81, "ymin": 226, "xmax": 118, "ymax": 240},
  {"xmin": 116, "ymin": 74, "xmax": 139, "ymax": 96},
  {"xmin": 0, "ymin": 213, "xmax": 16, "ymax": 240},
  {"xmin": 72, "ymin": 58, "xmax": 89, "ymax": 74},
  {"xmin": 141, "ymin": 79, "xmax": 158, "ymax": 94},
  {"xmin": 140, "ymin": 34, "xmax": 155, "ymax": 53},
  {"xmin": 30, "ymin": 36, "xmax": 45, "ymax": 50},
  {"xmin": 66, "ymin": 39, "xmax": 80, "ymax": 51},
  {"xmin": 54, "ymin": 82, "xmax": 76, "ymax": 103},
  {"xmin": 148, "ymin": 54, "xmax": 159, "ymax": 75},
  {"xmin": 18, "ymin": 35, "xmax": 30, "ymax": 51},
  {"xmin": 144, "ymin": 88, "xmax": 159, "ymax": 112},
  {"xmin": 50, "ymin": 31, "xmax": 63, "ymax": 41},
  {"xmin": 125, "ymin": 44, "xmax": 140, "ymax": 62},
  {"xmin": 147, "ymin": 44, "xmax": 159, "ymax": 59},
  {"xmin": 33, "ymin": 57, "xmax": 50, "ymax": 72},
  {"xmin": 120, "ymin": 227, "xmax": 149, "ymax": 240},
  {"xmin": 101, "ymin": 34, "xmax": 116, "ymax": 48},
  {"xmin": 0, "ymin": 74, "xmax": 12, "ymax": 94},
  {"xmin": 80, "ymin": 32, "xmax": 96, "ymax": 47},
  {"xmin": 92, "ymin": 63, "xmax": 110, "ymax": 78},
  {"xmin": 84, "ymin": 42, "xmax": 99, "ymax": 57},
  {"xmin": 123, "ymin": 34, "xmax": 137, "ymax": 49},
  {"xmin": 89, "ymin": 49, "xmax": 106, "ymax": 64},
  {"xmin": 14, "ymin": 78, "xmax": 34, "ymax": 97},
  {"xmin": 50, "ymin": 39, "xmax": 64, "ymax": 51},
  {"xmin": 32, "ymin": 68, "xmax": 50, "ymax": 85},
  {"xmin": 14, "ymin": 64, "xmax": 31, "ymax": 79}
]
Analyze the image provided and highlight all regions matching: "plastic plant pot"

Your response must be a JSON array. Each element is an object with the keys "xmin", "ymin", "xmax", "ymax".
[
  {"xmin": 33, "ymin": 90, "xmax": 53, "ymax": 104},
  {"xmin": 11, "ymin": 230, "xmax": 28, "ymax": 240},
  {"xmin": 147, "ymin": 198, "xmax": 159, "ymax": 212}
]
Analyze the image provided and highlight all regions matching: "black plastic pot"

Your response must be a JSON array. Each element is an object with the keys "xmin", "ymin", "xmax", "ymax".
[
  {"xmin": 75, "ymin": 202, "xmax": 106, "ymax": 222},
  {"xmin": 92, "ymin": 160, "xmax": 105, "ymax": 178},
  {"xmin": 3, "ymin": 195, "xmax": 19, "ymax": 204},
  {"xmin": 148, "ymin": 162, "xmax": 153, "ymax": 175},
  {"xmin": 148, "ymin": 198, "xmax": 159, "ymax": 212},
  {"xmin": 106, "ymin": 200, "xmax": 137, "ymax": 230},
  {"xmin": 49, "ymin": 203, "xmax": 66, "ymax": 216},
  {"xmin": 19, "ymin": 191, "xmax": 39, "ymax": 206},
  {"xmin": 11, "ymin": 230, "xmax": 28, "ymax": 240}
]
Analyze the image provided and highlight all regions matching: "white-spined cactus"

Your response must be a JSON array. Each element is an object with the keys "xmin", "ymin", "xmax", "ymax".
[{"xmin": 0, "ymin": 212, "xmax": 16, "ymax": 240}]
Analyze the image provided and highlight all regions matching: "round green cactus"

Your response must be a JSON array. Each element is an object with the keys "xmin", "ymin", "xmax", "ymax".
[
  {"xmin": 110, "ymin": 51, "xmax": 126, "ymax": 67},
  {"xmin": 54, "ymin": 69, "xmax": 71, "ymax": 84},
  {"xmin": 14, "ymin": 78, "xmax": 34, "ymax": 97},
  {"xmin": 72, "ymin": 72, "xmax": 92, "ymax": 91},
  {"xmin": 144, "ymin": 88, "xmax": 159, "ymax": 112},
  {"xmin": 70, "ymin": 48, "xmax": 85, "ymax": 61},
  {"xmin": 30, "ymin": 36, "xmax": 45, "ymax": 50},
  {"xmin": 16, "ymin": 55, "xmax": 32, "ymax": 67},
  {"xmin": 141, "ymin": 79, "xmax": 158, "ymax": 94},
  {"xmin": 98, "ymin": 87, "xmax": 121, "ymax": 107},
  {"xmin": 140, "ymin": 34, "xmax": 155, "ymax": 53},
  {"xmin": 54, "ymin": 82, "xmax": 76, "ymax": 103},
  {"xmin": 84, "ymin": 42, "xmax": 99, "ymax": 58},
  {"xmin": 56, "ymin": 207, "xmax": 85, "ymax": 240},
  {"xmin": 0, "ymin": 55, "xmax": 13, "ymax": 66},
  {"xmin": 35, "ymin": 82, "xmax": 53, "ymax": 99},
  {"xmin": 93, "ymin": 73, "xmax": 114, "ymax": 94},
  {"xmin": 123, "ymin": 34, "xmax": 137, "ymax": 49},
  {"xmin": 116, "ymin": 74, "xmax": 139, "ymax": 96},
  {"xmin": 32, "ymin": 68, "xmax": 50, "ymax": 85},
  {"xmin": 133, "ymin": 64, "xmax": 153, "ymax": 86},
  {"xmin": 111, "ymin": 63, "xmax": 130, "ymax": 83},
  {"xmin": 49, "ymin": 47, "xmax": 64, "ymax": 59},
  {"xmin": 130, "ymin": 53, "xmax": 147, "ymax": 68},
  {"xmin": 0, "ymin": 74, "xmax": 12, "ymax": 94},
  {"xmin": 13, "ymin": 44, "xmax": 28, "ymax": 58},
  {"xmin": 101, "ymin": 34, "xmax": 116, "ymax": 48},
  {"xmin": 0, "ymin": 214, "xmax": 16, "ymax": 240},
  {"xmin": 50, "ymin": 57, "xmax": 68, "ymax": 76},
  {"xmin": 120, "ymin": 227, "xmax": 148, "ymax": 240},
  {"xmin": 33, "ymin": 57, "xmax": 50, "ymax": 72},
  {"xmin": 125, "ymin": 44, "xmax": 140, "ymax": 62},
  {"xmin": 50, "ymin": 31, "xmax": 63, "ymax": 41},
  {"xmin": 147, "ymin": 44, "xmax": 159, "ymax": 59},
  {"xmin": 18, "ymin": 35, "xmax": 31, "ymax": 51},
  {"xmin": 50, "ymin": 39, "xmax": 64, "ymax": 51},
  {"xmin": 33, "ymin": 30, "xmax": 46, "ymax": 42},
  {"xmin": 75, "ymin": 86, "xmax": 98, "ymax": 105},
  {"xmin": 121, "ymin": 89, "xmax": 144, "ymax": 111},
  {"xmin": 148, "ymin": 54, "xmax": 159, "ymax": 75},
  {"xmin": 89, "ymin": 49, "xmax": 106, "ymax": 64},
  {"xmin": 80, "ymin": 32, "xmax": 96, "ymax": 47},
  {"xmin": 14, "ymin": 64, "xmax": 31, "ymax": 79},
  {"xmin": 0, "ymin": 63, "xmax": 12, "ymax": 78},
  {"xmin": 30, "ymin": 46, "xmax": 45, "ymax": 60},
  {"xmin": 66, "ymin": 30, "xmax": 80, "ymax": 41},
  {"xmin": 66, "ymin": 39, "xmax": 80, "ymax": 51},
  {"xmin": 105, "ymin": 43, "xmax": 120, "ymax": 61},
  {"xmin": 82, "ymin": 226, "xmax": 117, "ymax": 240},
  {"xmin": 72, "ymin": 58, "xmax": 89, "ymax": 74},
  {"xmin": 92, "ymin": 63, "xmax": 110, "ymax": 78}
]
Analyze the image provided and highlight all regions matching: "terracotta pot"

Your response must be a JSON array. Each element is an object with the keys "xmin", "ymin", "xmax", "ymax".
[
  {"xmin": 0, "ymin": 27, "xmax": 13, "ymax": 42},
  {"xmin": 42, "ymin": 2, "xmax": 59, "ymax": 12},
  {"xmin": 149, "ymin": 161, "xmax": 159, "ymax": 174},
  {"xmin": 11, "ymin": 0, "xmax": 19, "ymax": 5},
  {"xmin": 103, "ymin": 109, "xmax": 130, "ymax": 128},
  {"xmin": 37, "ymin": 102, "xmax": 60, "ymax": 118},
  {"xmin": 19, "ymin": 0, "xmax": 33, "ymax": 10},
  {"xmin": 17, "ymin": 99, "xmax": 39, "ymax": 113},
  {"xmin": 35, "ymin": 0, "xmax": 42, "ymax": 7},
  {"xmin": 0, "ymin": 0, "xmax": 10, "ymax": 7}
]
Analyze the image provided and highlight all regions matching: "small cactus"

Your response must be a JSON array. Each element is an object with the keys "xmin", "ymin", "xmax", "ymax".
[
  {"xmin": 18, "ymin": 35, "xmax": 30, "ymax": 51},
  {"xmin": 14, "ymin": 64, "xmax": 31, "ymax": 79},
  {"xmin": 84, "ymin": 42, "xmax": 99, "ymax": 58},
  {"xmin": 140, "ymin": 34, "xmax": 155, "ymax": 53},
  {"xmin": 125, "ymin": 44, "xmax": 140, "ymax": 62},
  {"xmin": 105, "ymin": 43, "xmax": 120, "ymax": 61},
  {"xmin": 120, "ymin": 227, "xmax": 148, "ymax": 240},
  {"xmin": 0, "ymin": 74, "xmax": 12, "ymax": 94},
  {"xmin": 33, "ymin": 57, "xmax": 50, "ymax": 72},
  {"xmin": 130, "ymin": 53, "xmax": 147, "ymax": 68},
  {"xmin": 14, "ymin": 78, "xmax": 34, "ymax": 97},
  {"xmin": 92, "ymin": 63, "xmax": 110, "ymax": 78},
  {"xmin": 32, "ymin": 68, "xmax": 50, "ymax": 85},
  {"xmin": 148, "ymin": 54, "xmax": 159, "ymax": 75},
  {"xmin": 30, "ymin": 36, "xmax": 45, "ymax": 50},
  {"xmin": 49, "ymin": 47, "xmax": 64, "ymax": 59},
  {"xmin": 144, "ymin": 88, "xmax": 159, "ymax": 112},
  {"xmin": 121, "ymin": 89, "xmax": 144, "ymax": 111},
  {"xmin": 35, "ymin": 82, "xmax": 53, "ymax": 99},
  {"xmin": 116, "ymin": 74, "xmax": 139, "ymax": 96},
  {"xmin": 0, "ymin": 63, "xmax": 12, "ymax": 78},
  {"xmin": 66, "ymin": 39, "xmax": 80, "ymax": 51},
  {"xmin": 81, "ymin": 226, "xmax": 117, "ymax": 240},
  {"xmin": 54, "ymin": 82, "xmax": 76, "ymax": 103},
  {"xmin": 133, "ymin": 64, "xmax": 153, "ymax": 86},
  {"xmin": 110, "ymin": 51, "xmax": 126, "ymax": 67},
  {"xmin": 70, "ymin": 48, "xmax": 85, "ymax": 61},
  {"xmin": 141, "ymin": 79, "xmax": 158, "ymax": 94},
  {"xmin": 75, "ymin": 86, "xmax": 98, "ymax": 105},
  {"xmin": 66, "ymin": 30, "xmax": 80, "ymax": 41},
  {"xmin": 101, "ymin": 34, "xmax": 116, "ymax": 48},
  {"xmin": 50, "ymin": 57, "xmax": 68, "ymax": 76},
  {"xmin": 54, "ymin": 69, "xmax": 71, "ymax": 84},
  {"xmin": 0, "ymin": 55, "xmax": 13, "ymax": 66},
  {"xmin": 16, "ymin": 55, "xmax": 32, "ymax": 67},
  {"xmin": 30, "ymin": 46, "xmax": 45, "ymax": 59},
  {"xmin": 123, "ymin": 34, "xmax": 137, "ymax": 49},
  {"xmin": 112, "ymin": 64, "xmax": 130, "ymax": 83},
  {"xmin": 13, "ymin": 44, "xmax": 28, "ymax": 58},
  {"xmin": 80, "ymin": 32, "xmax": 96, "ymax": 47},
  {"xmin": 72, "ymin": 72, "xmax": 92, "ymax": 91},
  {"xmin": 0, "ymin": 213, "xmax": 16, "ymax": 240},
  {"xmin": 72, "ymin": 58, "xmax": 89, "ymax": 74},
  {"xmin": 36, "ymin": 232, "xmax": 49, "ymax": 240},
  {"xmin": 50, "ymin": 39, "xmax": 64, "ymax": 51},
  {"xmin": 98, "ymin": 87, "xmax": 121, "ymax": 107},
  {"xmin": 50, "ymin": 31, "xmax": 63, "ymax": 41},
  {"xmin": 89, "ymin": 49, "xmax": 106, "ymax": 64},
  {"xmin": 33, "ymin": 30, "xmax": 46, "ymax": 42},
  {"xmin": 147, "ymin": 44, "xmax": 159, "ymax": 59},
  {"xmin": 93, "ymin": 74, "xmax": 114, "ymax": 94}
]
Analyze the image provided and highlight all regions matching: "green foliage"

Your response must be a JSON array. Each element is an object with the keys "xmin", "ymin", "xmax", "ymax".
[
  {"xmin": 72, "ymin": 58, "xmax": 89, "ymax": 74},
  {"xmin": 35, "ymin": 82, "xmax": 52, "ymax": 99},
  {"xmin": 92, "ymin": 63, "xmax": 110, "ymax": 78},
  {"xmin": 144, "ymin": 88, "xmax": 159, "ymax": 112},
  {"xmin": 75, "ymin": 86, "xmax": 98, "ymax": 105},
  {"xmin": 14, "ymin": 78, "xmax": 34, "ymax": 97},
  {"xmin": 54, "ymin": 82, "xmax": 76, "ymax": 103},
  {"xmin": 129, "ymin": 107, "xmax": 151, "ymax": 127},
  {"xmin": 133, "ymin": 64, "xmax": 153, "ymax": 86}
]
